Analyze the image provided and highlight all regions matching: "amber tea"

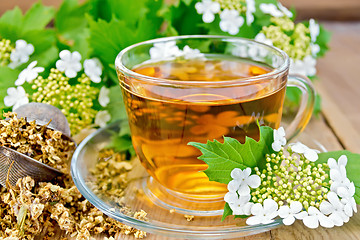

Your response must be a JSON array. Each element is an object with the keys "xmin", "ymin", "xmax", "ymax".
[{"xmin": 120, "ymin": 56, "xmax": 287, "ymax": 198}]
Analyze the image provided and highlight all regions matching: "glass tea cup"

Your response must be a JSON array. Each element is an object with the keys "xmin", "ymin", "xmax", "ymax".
[{"xmin": 115, "ymin": 36, "xmax": 315, "ymax": 214}]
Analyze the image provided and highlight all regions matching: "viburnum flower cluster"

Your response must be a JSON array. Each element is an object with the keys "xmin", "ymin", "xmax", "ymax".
[
  {"xmin": 3, "ymin": 49, "xmax": 110, "ymax": 135},
  {"xmin": 224, "ymin": 127, "xmax": 357, "ymax": 229},
  {"xmin": 194, "ymin": 0, "xmax": 322, "ymax": 77}
]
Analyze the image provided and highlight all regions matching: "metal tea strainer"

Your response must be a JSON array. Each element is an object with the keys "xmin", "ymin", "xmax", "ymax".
[{"xmin": 0, "ymin": 103, "xmax": 74, "ymax": 187}]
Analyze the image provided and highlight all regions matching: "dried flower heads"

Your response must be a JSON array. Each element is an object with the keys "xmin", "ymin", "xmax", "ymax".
[
  {"xmin": 0, "ymin": 112, "xmax": 75, "ymax": 173},
  {"xmin": 0, "ymin": 113, "xmax": 147, "ymax": 239}
]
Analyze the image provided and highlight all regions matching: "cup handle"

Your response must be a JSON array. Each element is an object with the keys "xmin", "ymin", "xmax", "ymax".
[{"xmin": 285, "ymin": 74, "xmax": 316, "ymax": 141}]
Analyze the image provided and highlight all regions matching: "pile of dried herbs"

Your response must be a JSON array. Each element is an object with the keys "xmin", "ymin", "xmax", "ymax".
[{"xmin": 0, "ymin": 113, "xmax": 147, "ymax": 239}]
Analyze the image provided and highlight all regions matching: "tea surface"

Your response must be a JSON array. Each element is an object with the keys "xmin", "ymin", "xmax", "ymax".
[{"xmin": 121, "ymin": 57, "xmax": 286, "ymax": 197}]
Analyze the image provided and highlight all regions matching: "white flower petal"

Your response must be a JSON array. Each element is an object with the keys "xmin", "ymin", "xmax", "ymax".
[
  {"xmin": 278, "ymin": 205, "xmax": 290, "ymax": 218},
  {"xmin": 72, "ymin": 51, "xmax": 82, "ymax": 61},
  {"xmin": 243, "ymin": 168, "xmax": 251, "ymax": 178},
  {"xmin": 4, "ymin": 95, "xmax": 16, "ymax": 107},
  {"xmin": 202, "ymin": 12, "xmax": 215, "ymax": 23},
  {"xmin": 224, "ymin": 192, "xmax": 238, "ymax": 203},
  {"xmin": 237, "ymin": 184, "xmax": 250, "ymax": 196},
  {"xmin": 343, "ymin": 203, "xmax": 353, "ymax": 217},
  {"xmin": 95, "ymin": 110, "xmax": 111, "ymax": 128},
  {"xmin": 330, "ymin": 169, "xmax": 343, "ymax": 182},
  {"xmin": 278, "ymin": 2, "xmax": 293, "ymax": 18},
  {"xmin": 272, "ymin": 141, "xmax": 281, "ymax": 152},
  {"xmin": 318, "ymin": 214, "xmax": 334, "ymax": 228},
  {"xmin": 98, "ymin": 86, "xmax": 110, "ymax": 107},
  {"xmin": 231, "ymin": 168, "xmax": 244, "ymax": 180},
  {"xmin": 246, "ymin": 175, "xmax": 261, "ymax": 188},
  {"xmin": 283, "ymin": 215, "xmax": 295, "ymax": 225},
  {"xmin": 59, "ymin": 50, "xmax": 71, "ymax": 60},
  {"xmin": 228, "ymin": 180, "xmax": 240, "ymax": 192},
  {"xmin": 338, "ymin": 155, "xmax": 348, "ymax": 166},
  {"xmin": 290, "ymin": 201, "xmax": 303, "ymax": 213},
  {"xmin": 303, "ymin": 215, "xmax": 319, "ymax": 229},
  {"xmin": 327, "ymin": 191, "xmax": 342, "ymax": 209},
  {"xmin": 291, "ymin": 142, "xmax": 306, "ymax": 154},
  {"xmin": 304, "ymin": 149, "xmax": 318, "ymax": 162},
  {"xmin": 350, "ymin": 198, "xmax": 357, "ymax": 213},
  {"xmin": 294, "ymin": 211, "xmax": 308, "ymax": 220},
  {"xmin": 246, "ymin": 215, "xmax": 263, "ymax": 225},
  {"xmin": 250, "ymin": 203, "xmax": 264, "ymax": 216},
  {"xmin": 327, "ymin": 158, "xmax": 337, "ymax": 169},
  {"xmin": 328, "ymin": 213, "xmax": 344, "ymax": 227},
  {"xmin": 263, "ymin": 199, "xmax": 278, "ymax": 214},
  {"xmin": 242, "ymin": 202, "xmax": 254, "ymax": 215},
  {"xmin": 320, "ymin": 201, "xmax": 334, "ymax": 215},
  {"xmin": 65, "ymin": 69, "xmax": 77, "ymax": 78}
]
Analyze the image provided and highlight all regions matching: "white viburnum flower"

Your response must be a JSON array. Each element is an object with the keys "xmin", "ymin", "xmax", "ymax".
[
  {"xmin": 224, "ymin": 192, "xmax": 253, "ymax": 215},
  {"xmin": 84, "ymin": 58, "xmax": 102, "ymax": 83},
  {"xmin": 181, "ymin": 45, "xmax": 205, "ymax": 60},
  {"xmin": 15, "ymin": 61, "xmax": 44, "ymax": 86},
  {"xmin": 9, "ymin": 40, "xmax": 34, "ymax": 68},
  {"xmin": 98, "ymin": 86, "xmax": 110, "ymax": 107},
  {"xmin": 219, "ymin": 9, "xmax": 244, "ymax": 35},
  {"xmin": 272, "ymin": 127, "xmax": 286, "ymax": 152},
  {"xmin": 95, "ymin": 110, "xmax": 111, "ymax": 128},
  {"xmin": 56, "ymin": 50, "xmax": 82, "ymax": 78},
  {"xmin": 259, "ymin": 4, "xmax": 284, "ymax": 17},
  {"xmin": 4, "ymin": 86, "xmax": 29, "ymax": 110},
  {"xmin": 302, "ymin": 206, "xmax": 334, "ymax": 228},
  {"xmin": 246, "ymin": 199, "xmax": 279, "ymax": 225},
  {"xmin": 309, "ymin": 19, "xmax": 320, "ymax": 43},
  {"xmin": 319, "ymin": 191, "xmax": 348, "ymax": 226},
  {"xmin": 195, "ymin": 0, "xmax": 220, "ymax": 23},
  {"xmin": 227, "ymin": 168, "xmax": 261, "ymax": 195},
  {"xmin": 289, "ymin": 56, "xmax": 317, "ymax": 76},
  {"xmin": 277, "ymin": 2, "xmax": 293, "ymax": 18},
  {"xmin": 246, "ymin": 0, "xmax": 256, "ymax": 25},
  {"xmin": 337, "ymin": 183, "xmax": 357, "ymax": 216},
  {"xmin": 290, "ymin": 142, "xmax": 318, "ymax": 162},
  {"xmin": 278, "ymin": 201, "xmax": 306, "ymax": 225},
  {"xmin": 149, "ymin": 41, "xmax": 181, "ymax": 60}
]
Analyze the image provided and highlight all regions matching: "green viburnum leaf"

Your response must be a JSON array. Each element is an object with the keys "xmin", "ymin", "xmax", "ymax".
[
  {"xmin": 21, "ymin": 2, "xmax": 55, "ymax": 32},
  {"xmin": 105, "ymin": 86, "xmax": 128, "ymax": 123},
  {"xmin": 0, "ymin": 7, "xmax": 23, "ymax": 40},
  {"xmin": 88, "ymin": 11, "xmax": 163, "ymax": 84},
  {"xmin": 222, "ymin": 203, "xmax": 232, "ymax": 221},
  {"xmin": 0, "ymin": 66, "xmax": 20, "ymax": 110},
  {"xmin": 317, "ymin": 150, "xmax": 360, "ymax": 204},
  {"xmin": 315, "ymin": 24, "xmax": 331, "ymax": 58},
  {"xmin": 164, "ymin": 0, "xmax": 207, "ymax": 35},
  {"xmin": 107, "ymin": 120, "xmax": 135, "ymax": 157},
  {"xmin": 188, "ymin": 125, "xmax": 275, "ymax": 185},
  {"xmin": 0, "ymin": 3, "xmax": 55, "ymax": 39},
  {"xmin": 55, "ymin": 0, "xmax": 91, "ymax": 57}
]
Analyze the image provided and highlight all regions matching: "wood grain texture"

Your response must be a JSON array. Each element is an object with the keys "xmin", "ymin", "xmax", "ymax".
[{"xmin": 316, "ymin": 22, "xmax": 360, "ymax": 153}]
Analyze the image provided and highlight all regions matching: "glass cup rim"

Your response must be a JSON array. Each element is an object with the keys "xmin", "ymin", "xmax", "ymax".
[{"xmin": 115, "ymin": 35, "xmax": 290, "ymax": 87}]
